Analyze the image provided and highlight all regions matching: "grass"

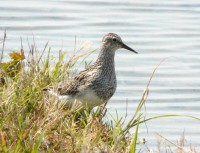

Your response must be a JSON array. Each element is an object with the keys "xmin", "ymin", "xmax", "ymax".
[{"xmin": 0, "ymin": 35, "xmax": 199, "ymax": 152}]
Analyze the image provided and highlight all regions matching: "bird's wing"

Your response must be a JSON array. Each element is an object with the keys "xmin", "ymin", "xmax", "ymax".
[{"xmin": 59, "ymin": 66, "xmax": 97, "ymax": 96}]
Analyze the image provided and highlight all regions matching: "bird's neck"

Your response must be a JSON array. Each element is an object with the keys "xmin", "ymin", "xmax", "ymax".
[{"xmin": 96, "ymin": 45, "xmax": 116, "ymax": 72}]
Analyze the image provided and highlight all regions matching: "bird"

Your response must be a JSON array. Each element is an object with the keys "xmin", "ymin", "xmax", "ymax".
[{"xmin": 47, "ymin": 33, "xmax": 138, "ymax": 109}]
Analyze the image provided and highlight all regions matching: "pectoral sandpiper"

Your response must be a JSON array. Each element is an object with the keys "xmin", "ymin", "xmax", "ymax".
[{"xmin": 47, "ymin": 33, "xmax": 138, "ymax": 108}]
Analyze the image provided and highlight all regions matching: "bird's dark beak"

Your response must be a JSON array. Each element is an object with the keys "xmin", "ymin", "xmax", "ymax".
[{"xmin": 121, "ymin": 42, "xmax": 138, "ymax": 54}]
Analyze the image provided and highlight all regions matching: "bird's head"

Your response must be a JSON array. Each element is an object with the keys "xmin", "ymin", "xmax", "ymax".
[{"xmin": 102, "ymin": 33, "xmax": 138, "ymax": 54}]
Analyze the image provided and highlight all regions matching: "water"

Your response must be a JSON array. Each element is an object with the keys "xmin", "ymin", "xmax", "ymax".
[{"xmin": 1, "ymin": 0, "xmax": 200, "ymax": 149}]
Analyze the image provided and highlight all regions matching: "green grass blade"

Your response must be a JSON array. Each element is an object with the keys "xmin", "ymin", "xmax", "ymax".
[
  {"xmin": 0, "ymin": 131, "xmax": 8, "ymax": 153},
  {"xmin": 31, "ymin": 131, "xmax": 45, "ymax": 153},
  {"xmin": 130, "ymin": 117, "xmax": 140, "ymax": 153},
  {"xmin": 140, "ymin": 114, "xmax": 200, "ymax": 125}
]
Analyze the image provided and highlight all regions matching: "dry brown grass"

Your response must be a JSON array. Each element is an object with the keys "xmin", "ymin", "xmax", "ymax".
[{"xmin": 0, "ymin": 36, "xmax": 199, "ymax": 153}]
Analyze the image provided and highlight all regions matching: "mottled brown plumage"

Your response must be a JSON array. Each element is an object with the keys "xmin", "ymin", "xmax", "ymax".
[
  {"xmin": 48, "ymin": 33, "xmax": 138, "ymax": 108},
  {"xmin": 59, "ymin": 64, "xmax": 98, "ymax": 96}
]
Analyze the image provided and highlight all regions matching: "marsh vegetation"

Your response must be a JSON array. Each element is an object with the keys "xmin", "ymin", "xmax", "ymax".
[{"xmin": 0, "ymin": 36, "xmax": 199, "ymax": 152}]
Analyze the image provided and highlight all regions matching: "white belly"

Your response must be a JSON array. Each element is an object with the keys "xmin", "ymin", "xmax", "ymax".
[{"xmin": 48, "ymin": 89, "xmax": 106, "ymax": 108}]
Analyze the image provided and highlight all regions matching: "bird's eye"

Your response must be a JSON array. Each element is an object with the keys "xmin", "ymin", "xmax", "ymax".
[{"xmin": 112, "ymin": 38, "xmax": 117, "ymax": 42}]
